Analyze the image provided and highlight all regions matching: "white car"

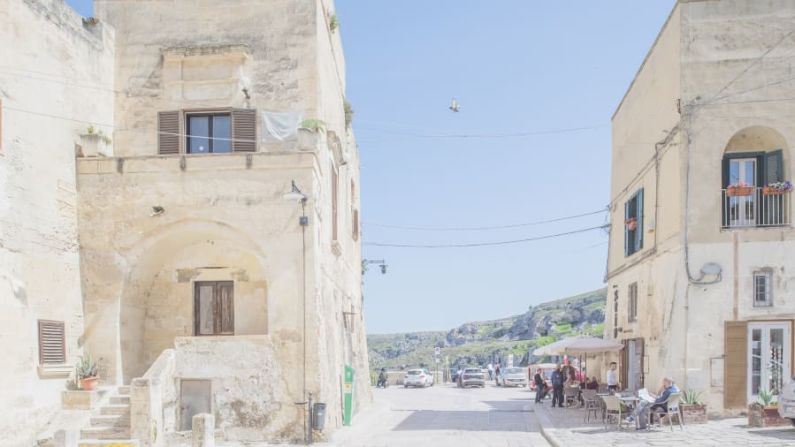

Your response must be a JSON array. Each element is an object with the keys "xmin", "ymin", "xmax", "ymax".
[
  {"xmin": 497, "ymin": 367, "xmax": 528, "ymax": 387},
  {"xmin": 404, "ymin": 368, "xmax": 434, "ymax": 388},
  {"xmin": 778, "ymin": 379, "xmax": 795, "ymax": 424}
]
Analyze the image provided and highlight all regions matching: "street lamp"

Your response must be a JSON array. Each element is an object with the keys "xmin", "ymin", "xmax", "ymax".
[{"xmin": 284, "ymin": 180, "xmax": 311, "ymax": 443}]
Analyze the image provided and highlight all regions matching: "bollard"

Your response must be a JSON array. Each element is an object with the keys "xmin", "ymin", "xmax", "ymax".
[
  {"xmin": 192, "ymin": 413, "xmax": 215, "ymax": 447},
  {"xmin": 53, "ymin": 429, "xmax": 79, "ymax": 447}
]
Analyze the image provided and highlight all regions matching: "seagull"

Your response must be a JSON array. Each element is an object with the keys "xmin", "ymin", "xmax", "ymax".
[{"xmin": 449, "ymin": 98, "xmax": 461, "ymax": 113}]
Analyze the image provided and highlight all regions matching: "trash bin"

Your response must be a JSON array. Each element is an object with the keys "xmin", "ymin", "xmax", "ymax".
[{"xmin": 312, "ymin": 403, "xmax": 326, "ymax": 430}]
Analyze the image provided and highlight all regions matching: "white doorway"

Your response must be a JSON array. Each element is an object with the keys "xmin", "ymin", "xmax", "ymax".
[
  {"xmin": 747, "ymin": 322, "xmax": 791, "ymax": 403},
  {"xmin": 727, "ymin": 158, "xmax": 758, "ymax": 227}
]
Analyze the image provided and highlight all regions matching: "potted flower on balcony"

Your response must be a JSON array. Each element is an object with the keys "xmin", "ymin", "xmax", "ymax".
[
  {"xmin": 726, "ymin": 182, "xmax": 755, "ymax": 197},
  {"xmin": 625, "ymin": 217, "xmax": 638, "ymax": 231},
  {"xmin": 680, "ymin": 389, "xmax": 707, "ymax": 424},
  {"xmin": 76, "ymin": 353, "xmax": 99, "ymax": 391},
  {"xmin": 763, "ymin": 181, "xmax": 793, "ymax": 196},
  {"xmin": 748, "ymin": 389, "xmax": 789, "ymax": 427},
  {"xmin": 79, "ymin": 125, "xmax": 112, "ymax": 157}
]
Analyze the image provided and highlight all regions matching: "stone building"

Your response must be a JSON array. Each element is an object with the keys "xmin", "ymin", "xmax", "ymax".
[
  {"xmin": 0, "ymin": 0, "xmax": 370, "ymax": 445},
  {"xmin": 606, "ymin": 0, "xmax": 795, "ymax": 414}
]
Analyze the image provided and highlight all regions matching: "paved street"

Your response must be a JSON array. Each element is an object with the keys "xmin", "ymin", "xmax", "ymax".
[{"xmin": 325, "ymin": 382, "xmax": 550, "ymax": 447}]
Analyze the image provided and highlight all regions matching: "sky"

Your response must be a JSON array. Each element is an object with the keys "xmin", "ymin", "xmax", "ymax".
[{"xmin": 65, "ymin": 0, "xmax": 676, "ymax": 334}]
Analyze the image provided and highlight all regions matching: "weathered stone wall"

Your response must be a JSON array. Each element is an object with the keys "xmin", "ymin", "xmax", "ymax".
[{"xmin": 0, "ymin": 1, "xmax": 115, "ymax": 446}]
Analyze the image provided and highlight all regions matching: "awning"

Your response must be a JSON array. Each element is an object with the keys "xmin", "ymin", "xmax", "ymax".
[{"xmin": 533, "ymin": 336, "xmax": 623, "ymax": 356}]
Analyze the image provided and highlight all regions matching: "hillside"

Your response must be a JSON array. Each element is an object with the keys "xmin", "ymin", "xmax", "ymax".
[{"xmin": 367, "ymin": 288, "xmax": 606, "ymax": 370}]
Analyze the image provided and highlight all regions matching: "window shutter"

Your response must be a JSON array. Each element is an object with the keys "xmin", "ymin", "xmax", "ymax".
[
  {"xmin": 765, "ymin": 149, "xmax": 784, "ymax": 184},
  {"xmin": 352, "ymin": 209, "xmax": 359, "ymax": 241},
  {"xmin": 623, "ymin": 200, "xmax": 629, "ymax": 257},
  {"xmin": 724, "ymin": 321, "xmax": 747, "ymax": 409},
  {"xmin": 158, "ymin": 110, "xmax": 181, "ymax": 155},
  {"xmin": 38, "ymin": 320, "xmax": 66, "ymax": 365},
  {"xmin": 218, "ymin": 283, "xmax": 234, "ymax": 335},
  {"xmin": 635, "ymin": 189, "xmax": 644, "ymax": 251},
  {"xmin": 231, "ymin": 109, "xmax": 257, "ymax": 152}
]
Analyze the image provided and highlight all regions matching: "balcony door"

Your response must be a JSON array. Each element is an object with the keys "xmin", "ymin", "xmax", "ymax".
[
  {"xmin": 748, "ymin": 322, "xmax": 790, "ymax": 403},
  {"xmin": 727, "ymin": 158, "xmax": 758, "ymax": 227},
  {"xmin": 194, "ymin": 281, "xmax": 234, "ymax": 336}
]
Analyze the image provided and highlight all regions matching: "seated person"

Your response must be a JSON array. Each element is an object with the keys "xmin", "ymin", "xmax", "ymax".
[
  {"xmin": 627, "ymin": 377, "xmax": 680, "ymax": 429},
  {"xmin": 586, "ymin": 377, "xmax": 599, "ymax": 390}
]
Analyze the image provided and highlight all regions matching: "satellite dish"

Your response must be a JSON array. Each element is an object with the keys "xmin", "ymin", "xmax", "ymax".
[{"xmin": 700, "ymin": 263, "xmax": 722, "ymax": 276}]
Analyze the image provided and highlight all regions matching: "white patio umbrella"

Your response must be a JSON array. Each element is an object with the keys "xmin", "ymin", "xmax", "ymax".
[{"xmin": 532, "ymin": 336, "xmax": 623, "ymax": 356}]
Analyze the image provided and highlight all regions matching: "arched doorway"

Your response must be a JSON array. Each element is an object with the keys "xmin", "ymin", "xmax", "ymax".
[{"xmin": 119, "ymin": 219, "xmax": 269, "ymax": 382}]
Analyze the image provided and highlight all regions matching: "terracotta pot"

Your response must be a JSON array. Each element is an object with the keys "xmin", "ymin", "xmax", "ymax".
[
  {"xmin": 681, "ymin": 404, "xmax": 707, "ymax": 424},
  {"xmin": 79, "ymin": 376, "xmax": 99, "ymax": 391},
  {"xmin": 625, "ymin": 220, "xmax": 637, "ymax": 231},
  {"xmin": 763, "ymin": 186, "xmax": 789, "ymax": 196}
]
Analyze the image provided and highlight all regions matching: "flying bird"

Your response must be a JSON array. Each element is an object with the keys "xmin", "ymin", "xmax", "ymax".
[{"xmin": 449, "ymin": 98, "xmax": 461, "ymax": 113}]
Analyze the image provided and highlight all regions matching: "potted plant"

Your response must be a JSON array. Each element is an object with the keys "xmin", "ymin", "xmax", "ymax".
[
  {"xmin": 76, "ymin": 353, "xmax": 99, "ymax": 391},
  {"xmin": 79, "ymin": 125, "xmax": 112, "ymax": 157},
  {"xmin": 748, "ymin": 389, "xmax": 789, "ymax": 427},
  {"xmin": 625, "ymin": 217, "xmax": 638, "ymax": 231},
  {"xmin": 763, "ymin": 181, "xmax": 793, "ymax": 195},
  {"xmin": 726, "ymin": 182, "xmax": 754, "ymax": 197},
  {"xmin": 680, "ymin": 389, "xmax": 707, "ymax": 424}
]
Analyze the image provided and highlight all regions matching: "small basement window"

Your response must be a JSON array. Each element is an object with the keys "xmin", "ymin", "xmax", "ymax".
[{"xmin": 753, "ymin": 271, "xmax": 772, "ymax": 307}]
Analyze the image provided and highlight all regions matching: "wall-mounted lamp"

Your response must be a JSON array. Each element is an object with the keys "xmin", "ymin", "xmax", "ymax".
[
  {"xmin": 283, "ymin": 180, "xmax": 308, "ymax": 226},
  {"xmin": 150, "ymin": 206, "xmax": 165, "ymax": 217}
]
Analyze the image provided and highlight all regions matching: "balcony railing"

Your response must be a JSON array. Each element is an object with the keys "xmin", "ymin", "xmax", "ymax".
[{"xmin": 721, "ymin": 187, "xmax": 791, "ymax": 228}]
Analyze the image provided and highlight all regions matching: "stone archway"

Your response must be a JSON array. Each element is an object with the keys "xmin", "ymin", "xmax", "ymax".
[{"xmin": 118, "ymin": 219, "xmax": 269, "ymax": 382}]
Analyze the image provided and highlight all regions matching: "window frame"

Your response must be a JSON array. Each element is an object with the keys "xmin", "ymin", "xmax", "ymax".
[
  {"xmin": 628, "ymin": 282, "xmax": 638, "ymax": 323},
  {"xmin": 38, "ymin": 319, "xmax": 66, "ymax": 365},
  {"xmin": 193, "ymin": 281, "xmax": 235, "ymax": 336},
  {"xmin": 185, "ymin": 111, "xmax": 232, "ymax": 154},
  {"xmin": 752, "ymin": 270, "xmax": 773, "ymax": 307}
]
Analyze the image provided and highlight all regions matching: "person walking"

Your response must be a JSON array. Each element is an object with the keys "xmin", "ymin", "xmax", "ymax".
[
  {"xmin": 534, "ymin": 369, "xmax": 546, "ymax": 403},
  {"xmin": 494, "ymin": 363, "xmax": 501, "ymax": 386},
  {"xmin": 551, "ymin": 364, "xmax": 565, "ymax": 408},
  {"xmin": 487, "ymin": 363, "xmax": 494, "ymax": 380}
]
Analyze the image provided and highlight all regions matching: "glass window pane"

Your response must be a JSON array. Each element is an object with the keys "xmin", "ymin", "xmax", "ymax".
[
  {"xmin": 751, "ymin": 329, "xmax": 762, "ymax": 395},
  {"xmin": 198, "ymin": 285, "xmax": 215, "ymax": 335},
  {"xmin": 188, "ymin": 116, "xmax": 210, "ymax": 154},
  {"xmin": 212, "ymin": 115, "xmax": 231, "ymax": 153},
  {"xmin": 770, "ymin": 328, "xmax": 785, "ymax": 395},
  {"xmin": 743, "ymin": 160, "xmax": 756, "ymax": 185}
]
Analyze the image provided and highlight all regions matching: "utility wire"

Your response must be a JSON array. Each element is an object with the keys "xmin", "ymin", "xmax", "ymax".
[
  {"xmin": 357, "ymin": 124, "xmax": 605, "ymax": 139},
  {"xmin": 364, "ymin": 209, "xmax": 606, "ymax": 232},
  {"xmin": 363, "ymin": 224, "xmax": 608, "ymax": 249}
]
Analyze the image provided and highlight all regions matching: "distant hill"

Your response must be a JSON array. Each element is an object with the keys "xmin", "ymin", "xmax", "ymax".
[{"xmin": 367, "ymin": 288, "xmax": 606, "ymax": 371}]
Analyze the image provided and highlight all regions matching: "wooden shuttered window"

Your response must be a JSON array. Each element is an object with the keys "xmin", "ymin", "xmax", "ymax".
[
  {"xmin": 38, "ymin": 320, "xmax": 66, "ymax": 365},
  {"xmin": 231, "ymin": 109, "xmax": 257, "ymax": 152},
  {"xmin": 331, "ymin": 163, "xmax": 339, "ymax": 241},
  {"xmin": 194, "ymin": 281, "xmax": 234, "ymax": 336},
  {"xmin": 724, "ymin": 321, "xmax": 748, "ymax": 409},
  {"xmin": 158, "ymin": 110, "xmax": 181, "ymax": 154}
]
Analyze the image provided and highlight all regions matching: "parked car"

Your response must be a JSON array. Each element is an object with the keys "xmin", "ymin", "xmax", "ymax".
[
  {"xmin": 497, "ymin": 367, "xmax": 528, "ymax": 387},
  {"xmin": 458, "ymin": 367, "xmax": 486, "ymax": 388},
  {"xmin": 404, "ymin": 368, "xmax": 434, "ymax": 388},
  {"xmin": 778, "ymin": 378, "xmax": 795, "ymax": 424}
]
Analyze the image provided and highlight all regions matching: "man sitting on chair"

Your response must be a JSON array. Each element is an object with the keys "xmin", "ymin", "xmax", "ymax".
[{"xmin": 627, "ymin": 377, "xmax": 679, "ymax": 429}]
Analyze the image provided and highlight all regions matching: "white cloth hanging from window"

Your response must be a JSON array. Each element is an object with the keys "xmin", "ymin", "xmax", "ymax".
[{"xmin": 261, "ymin": 110, "xmax": 303, "ymax": 142}]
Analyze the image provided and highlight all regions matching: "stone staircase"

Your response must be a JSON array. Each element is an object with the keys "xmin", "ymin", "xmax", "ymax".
[{"xmin": 78, "ymin": 386, "xmax": 137, "ymax": 445}]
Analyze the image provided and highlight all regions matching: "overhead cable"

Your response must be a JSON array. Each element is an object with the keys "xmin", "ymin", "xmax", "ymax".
[{"xmin": 364, "ymin": 209, "xmax": 606, "ymax": 232}]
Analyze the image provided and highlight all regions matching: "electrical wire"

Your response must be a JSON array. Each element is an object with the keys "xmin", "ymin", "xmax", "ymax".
[
  {"xmin": 364, "ymin": 209, "xmax": 606, "ymax": 232},
  {"xmin": 356, "ymin": 124, "xmax": 605, "ymax": 139},
  {"xmin": 363, "ymin": 224, "xmax": 608, "ymax": 249}
]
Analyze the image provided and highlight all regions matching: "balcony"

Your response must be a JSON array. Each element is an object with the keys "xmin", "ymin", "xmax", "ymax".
[{"xmin": 721, "ymin": 187, "xmax": 791, "ymax": 229}]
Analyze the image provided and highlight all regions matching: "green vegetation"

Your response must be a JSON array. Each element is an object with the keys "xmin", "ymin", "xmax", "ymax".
[{"xmin": 368, "ymin": 288, "xmax": 607, "ymax": 371}]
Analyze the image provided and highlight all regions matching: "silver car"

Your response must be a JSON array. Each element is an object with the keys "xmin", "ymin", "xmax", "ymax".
[
  {"xmin": 459, "ymin": 367, "xmax": 486, "ymax": 388},
  {"xmin": 497, "ymin": 367, "xmax": 528, "ymax": 387},
  {"xmin": 404, "ymin": 368, "xmax": 434, "ymax": 388}
]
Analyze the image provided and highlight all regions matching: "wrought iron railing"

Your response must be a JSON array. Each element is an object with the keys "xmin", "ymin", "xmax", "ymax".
[{"xmin": 721, "ymin": 187, "xmax": 791, "ymax": 228}]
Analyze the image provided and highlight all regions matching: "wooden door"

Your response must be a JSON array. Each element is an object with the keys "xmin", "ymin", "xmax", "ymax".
[
  {"xmin": 179, "ymin": 380, "xmax": 211, "ymax": 431},
  {"xmin": 194, "ymin": 281, "xmax": 234, "ymax": 336}
]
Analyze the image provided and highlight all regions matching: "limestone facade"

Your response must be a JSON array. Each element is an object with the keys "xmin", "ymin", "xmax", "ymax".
[
  {"xmin": 606, "ymin": 0, "xmax": 795, "ymax": 414},
  {"xmin": 1, "ymin": 0, "xmax": 369, "ymax": 445}
]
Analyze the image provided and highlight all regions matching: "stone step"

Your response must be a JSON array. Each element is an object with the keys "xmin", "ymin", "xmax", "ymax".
[
  {"xmin": 100, "ymin": 404, "xmax": 130, "ymax": 416},
  {"xmin": 80, "ymin": 427, "xmax": 131, "ymax": 440},
  {"xmin": 117, "ymin": 385, "xmax": 131, "ymax": 395},
  {"xmin": 90, "ymin": 414, "xmax": 130, "ymax": 427},
  {"xmin": 110, "ymin": 395, "xmax": 130, "ymax": 405},
  {"xmin": 76, "ymin": 439, "xmax": 139, "ymax": 447}
]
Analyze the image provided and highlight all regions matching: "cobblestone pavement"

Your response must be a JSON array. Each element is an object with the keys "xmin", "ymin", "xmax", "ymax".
[
  {"xmin": 323, "ymin": 383, "xmax": 550, "ymax": 446},
  {"xmin": 534, "ymin": 398, "xmax": 795, "ymax": 447}
]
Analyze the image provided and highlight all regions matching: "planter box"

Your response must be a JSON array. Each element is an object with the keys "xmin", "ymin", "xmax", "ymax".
[
  {"xmin": 727, "ymin": 186, "xmax": 754, "ymax": 197},
  {"xmin": 681, "ymin": 404, "xmax": 707, "ymax": 424},
  {"xmin": 748, "ymin": 404, "xmax": 790, "ymax": 427},
  {"xmin": 763, "ymin": 187, "xmax": 790, "ymax": 196},
  {"xmin": 62, "ymin": 389, "xmax": 101, "ymax": 410},
  {"xmin": 79, "ymin": 134, "xmax": 111, "ymax": 157}
]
